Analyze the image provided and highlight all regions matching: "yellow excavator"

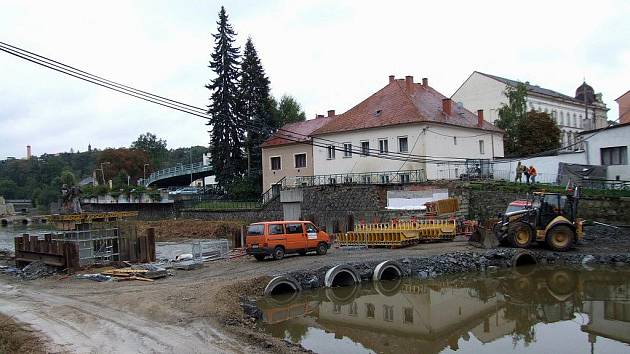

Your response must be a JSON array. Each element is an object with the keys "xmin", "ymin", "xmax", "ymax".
[{"xmin": 493, "ymin": 188, "xmax": 584, "ymax": 251}]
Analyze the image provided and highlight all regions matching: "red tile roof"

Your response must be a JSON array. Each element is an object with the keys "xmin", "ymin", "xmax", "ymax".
[
  {"xmin": 313, "ymin": 79, "xmax": 503, "ymax": 135},
  {"xmin": 261, "ymin": 117, "xmax": 333, "ymax": 147}
]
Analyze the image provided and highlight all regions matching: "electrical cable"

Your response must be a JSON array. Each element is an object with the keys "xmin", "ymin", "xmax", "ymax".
[{"xmin": 1, "ymin": 40, "xmax": 621, "ymax": 166}]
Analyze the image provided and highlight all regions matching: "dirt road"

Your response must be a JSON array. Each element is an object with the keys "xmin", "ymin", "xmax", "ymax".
[{"xmin": 0, "ymin": 225, "xmax": 626, "ymax": 353}]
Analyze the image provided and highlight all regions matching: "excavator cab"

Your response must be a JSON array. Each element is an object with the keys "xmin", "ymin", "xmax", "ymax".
[{"xmin": 494, "ymin": 188, "xmax": 583, "ymax": 251}]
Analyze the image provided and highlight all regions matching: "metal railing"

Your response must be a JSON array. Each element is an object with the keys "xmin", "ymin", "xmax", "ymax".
[
  {"xmin": 285, "ymin": 169, "xmax": 427, "ymax": 188},
  {"xmin": 491, "ymin": 169, "xmax": 630, "ymax": 190},
  {"xmin": 142, "ymin": 162, "xmax": 213, "ymax": 186}
]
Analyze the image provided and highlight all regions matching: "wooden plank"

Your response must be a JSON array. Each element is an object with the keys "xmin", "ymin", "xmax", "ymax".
[
  {"xmin": 29, "ymin": 236, "xmax": 38, "ymax": 253},
  {"xmin": 138, "ymin": 235, "xmax": 148, "ymax": 263},
  {"xmin": 146, "ymin": 228, "xmax": 156, "ymax": 262}
]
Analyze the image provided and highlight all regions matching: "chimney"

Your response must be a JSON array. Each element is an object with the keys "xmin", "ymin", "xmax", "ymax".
[
  {"xmin": 389, "ymin": 75, "xmax": 395, "ymax": 83},
  {"xmin": 316, "ymin": 114, "xmax": 325, "ymax": 119},
  {"xmin": 405, "ymin": 75, "xmax": 413, "ymax": 92},
  {"xmin": 422, "ymin": 77, "xmax": 428, "ymax": 87},
  {"xmin": 26, "ymin": 145, "xmax": 32, "ymax": 159},
  {"xmin": 327, "ymin": 110, "xmax": 335, "ymax": 117},
  {"xmin": 442, "ymin": 98, "xmax": 452, "ymax": 116},
  {"xmin": 477, "ymin": 110, "xmax": 484, "ymax": 127}
]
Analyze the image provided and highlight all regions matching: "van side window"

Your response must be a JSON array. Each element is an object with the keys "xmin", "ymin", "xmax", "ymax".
[
  {"xmin": 305, "ymin": 223, "xmax": 317, "ymax": 233},
  {"xmin": 247, "ymin": 224, "xmax": 264, "ymax": 235},
  {"xmin": 269, "ymin": 224, "xmax": 284, "ymax": 235},
  {"xmin": 286, "ymin": 223, "xmax": 303, "ymax": 234}
]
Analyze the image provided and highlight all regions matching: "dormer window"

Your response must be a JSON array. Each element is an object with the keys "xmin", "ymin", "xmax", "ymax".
[{"xmin": 373, "ymin": 110, "xmax": 382, "ymax": 117}]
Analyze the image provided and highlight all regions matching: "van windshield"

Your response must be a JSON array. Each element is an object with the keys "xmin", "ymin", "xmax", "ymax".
[{"xmin": 247, "ymin": 224, "xmax": 264, "ymax": 236}]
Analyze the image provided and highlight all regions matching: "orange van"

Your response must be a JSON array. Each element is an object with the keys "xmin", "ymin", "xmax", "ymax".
[{"xmin": 245, "ymin": 220, "xmax": 331, "ymax": 261}]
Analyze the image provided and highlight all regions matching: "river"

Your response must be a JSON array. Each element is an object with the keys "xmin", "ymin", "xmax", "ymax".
[
  {"xmin": 0, "ymin": 224, "xmax": 54, "ymax": 251},
  {"xmin": 258, "ymin": 266, "xmax": 630, "ymax": 354}
]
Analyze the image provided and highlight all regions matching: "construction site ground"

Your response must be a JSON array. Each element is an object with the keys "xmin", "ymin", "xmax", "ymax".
[{"xmin": 0, "ymin": 225, "xmax": 628, "ymax": 354}]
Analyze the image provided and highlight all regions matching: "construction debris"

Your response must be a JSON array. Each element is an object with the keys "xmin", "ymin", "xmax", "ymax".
[
  {"xmin": 76, "ymin": 274, "xmax": 112, "ymax": 282},
  {"xmin": 19, "ymin": 261, "xmax": 59, "ymax": 280},
  {"xmin": 172, "ymin": 260, "xmax": 203, "ymax": 271}
]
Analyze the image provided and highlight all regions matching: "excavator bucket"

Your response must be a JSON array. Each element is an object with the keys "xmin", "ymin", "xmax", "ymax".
[{"xmin": 469, "ymin": 227, "xmax": 499, "ymax": 249}]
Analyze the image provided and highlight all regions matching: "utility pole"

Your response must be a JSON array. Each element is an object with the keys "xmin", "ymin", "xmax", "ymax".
[{"xmin": 190, "ymin": 147, "xmax": 193, "ymax": 185}]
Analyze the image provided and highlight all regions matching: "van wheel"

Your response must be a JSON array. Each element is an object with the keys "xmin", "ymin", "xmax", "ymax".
[
  {"xmin": 254, "ymin": 255, "xmax": 266, "ymax": 261},
  {"xmin": 273, "ymin": 246, "xmax": 285, "ymax": 260},
  {"xmin": 316, "ymin": 243, "xmax": 328, "ymax": 255}
]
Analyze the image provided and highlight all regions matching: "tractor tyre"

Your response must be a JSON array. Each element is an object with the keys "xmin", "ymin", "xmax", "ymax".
[
  {"xmin": 508, "ymin": 222, "xmax": 533, "ymax": 248},
  {"xmin": 546, "ymin": 225, "xmax": 574, "ymax": 252}
]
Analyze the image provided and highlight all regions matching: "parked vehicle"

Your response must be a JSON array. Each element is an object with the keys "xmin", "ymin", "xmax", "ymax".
[
  {"xmin": 494, "ymin": 188, "xmax": 584, "ymax": 251},
  {"xmin": 168, "ymin": 187, "xmax": 200, "ymax": 196},
  {"xmin": 245, "ymin": 221, "xmax": 331, "ymax": 261}
]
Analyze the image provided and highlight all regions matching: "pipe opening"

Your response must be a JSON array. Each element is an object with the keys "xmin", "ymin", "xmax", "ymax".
[
  {"xmin": 268, "ymin": 282, "xmax": 298, "ymax": 296},
  {"xmin": 380, "ymin": 266, "xmax": 401, "ymax": 280},
  {"xmin": 39, "ymin": 218, "xmax": 47, "ymax": 224},
  {"xmin": 0, "ymin": 219, "xmax": 8, "ymax": 227},
  {"xmin": 21, "ymin": 219, "xmax": 29, "ymax": 225},
  {"xmin": 330, "ymin": 270, "xmax": 357, "ymax": 287},
  {"xmin": 513, "ymin": 252, "xmax": 537, "ymax": 267}
]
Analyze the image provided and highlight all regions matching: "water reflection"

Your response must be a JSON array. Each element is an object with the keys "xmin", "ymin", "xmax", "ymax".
[{"xmin": 259, "ymin": 266, "xmax": 630, "ymax": 354}]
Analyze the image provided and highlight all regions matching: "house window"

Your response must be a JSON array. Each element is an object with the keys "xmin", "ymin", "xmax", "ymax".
[
  {"xmin": 601, "ymin": 146, "xmax": 628, "ymax": 165},
  {"xmin": 383, "ymin": 305, "xmax": 394, "ymax": 322},
  {"xmin": 366, "ymin": 303, "xmax": 375, "ymax": 319},
  {"xmin": 379, "ymin": 139, "xmax": 388, "ymax": 154},
  {"xmin": 398, "ymin": 137, "xmax": 408, "ymax": 153},
  {"xmin": 294, "ymin": 153, "xmax": 306, "ymax": 168},
  {"xmin": 270, "ymin": 156, "xmax": 281, "ymax": 170},
  {"xmin": 380, "ymin": 174, "xmax": 390, "ymax": 184},
  {"xmin": 453, "ymin": 136, "xmax": 457, "ymax": 145},
  {"xmin": 479, "ymin": 140, "xmax": 485, "ymax": 155},
  {"xmin": 348, "ymin": 302, "xmax": 358, "ymax": 316},
  {"xmin": 343, "ymin": 143, "xmax": 352, "ymax": 158},
  {"xmin": 327, "ymin": 145, "xmax": 336, "ymax": 159},
  {"xmin": 361, "ymin": 141, "xmax": 370, "ymax": 156},
  {"xmin": 403, "ymin": 307, "xmax": 414, "ymax": 324}
]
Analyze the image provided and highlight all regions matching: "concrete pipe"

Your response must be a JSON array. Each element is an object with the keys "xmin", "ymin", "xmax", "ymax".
[
  {"xmin": 372, "ymin": 260, "xmax": 403, "ymax": 281},
  {"xmin": 375, "ymin": 277, "xmax": 403, "ymax": 297},
  {"xmin": 21, "ymin": 218, "xmax": 31, "ymax": 226},
  {"xmin": 324, "ymin": 264, "xmax": 361, "ymax": 288},
  {"xmin": 263, "ymin": 276, "xmax": 302, "ymax": 296},
  {"xmin": 0, "ymin": 219, "xmax": 8, "ymax": 227},
  {"xmin": 324, "ymin": 286, "xmax": 360, "ymax": 305},
  {"xmin": 511, "ymin": 251, "xmax": 538, "ymax": 268}
]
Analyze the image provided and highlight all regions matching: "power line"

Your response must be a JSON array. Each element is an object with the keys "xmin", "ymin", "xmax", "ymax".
[{"xmin": 1, "ymin": 41, "xmax": 619, "ymax": 166}]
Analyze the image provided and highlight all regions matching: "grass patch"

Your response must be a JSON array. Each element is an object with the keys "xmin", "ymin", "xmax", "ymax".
[
  {"xmin": 189, "ymin": 200, "xmax": 262, "ymax": 211},
  {"xmin": 467, "ymin": 181, "xmax": 630, "ymax": 198}
]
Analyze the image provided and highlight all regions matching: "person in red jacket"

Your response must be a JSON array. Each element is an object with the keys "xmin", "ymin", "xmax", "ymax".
[{"xmin": 529, "ymin": 165, "xmax": 537, "ymax": 184}]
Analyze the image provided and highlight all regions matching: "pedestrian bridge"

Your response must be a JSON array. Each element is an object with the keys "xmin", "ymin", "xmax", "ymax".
[{"xmin": 143, "ymin": 162, "xmax": 214, "ymax": 187}]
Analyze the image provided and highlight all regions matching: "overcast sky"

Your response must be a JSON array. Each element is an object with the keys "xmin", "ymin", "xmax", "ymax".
[{"xmin": 1, "ymin": 0, "xmax": 628, "ymax": 159}]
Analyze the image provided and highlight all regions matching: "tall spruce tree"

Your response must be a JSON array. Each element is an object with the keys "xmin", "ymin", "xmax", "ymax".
[
  {"xmin": 239, "ymin": 37, "xmax": 275, "ymax": 177},
  {"xmin": 206, "ymin": 6, "xmax": 244, "ymax": 188}
]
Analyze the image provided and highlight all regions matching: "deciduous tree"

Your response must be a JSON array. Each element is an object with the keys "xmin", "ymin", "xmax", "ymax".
[
  {"xmin": 516, "ymin": 111, "xmax": 561, "ymax": 155},
  {"xmin": 495, "ymin": 83, "xmax": 528, "ymax": 156},
  {"xmin": 275, "ymin": 95, "xmax": 306, "ymax": 125}
]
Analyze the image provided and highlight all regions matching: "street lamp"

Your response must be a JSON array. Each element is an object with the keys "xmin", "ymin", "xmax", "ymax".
[
  {"xmin": 100, "ymin": 161, "xmax": 110, "ymax": 185},
  {"xmin": 143, "ymin": 163, "xmax": 150, "ymax": 184},
  {"xmin": 189, "ymin": 147, "xmax": 193, "ymax": 185}
]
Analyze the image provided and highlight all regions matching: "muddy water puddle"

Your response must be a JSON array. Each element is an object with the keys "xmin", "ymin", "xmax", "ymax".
[{"xmin": 258, "ymin": 266, "xmax": 630, "ymax": 353}]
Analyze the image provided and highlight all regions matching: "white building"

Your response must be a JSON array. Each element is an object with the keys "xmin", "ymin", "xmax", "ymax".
[
  {"xmin": 579, "ymin": 122, "xmax": 630, "ymax": 181},
  {"xmin": 493, "ymin": 122, "xmax": 630, "ymax": 182},
  {"xmin": 452, "ymin": 72, "xmax": 608, "ymax": 150},
  {"xmin": 310, "ymin": 75, "xmax": 504, "ymax": 180}
]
